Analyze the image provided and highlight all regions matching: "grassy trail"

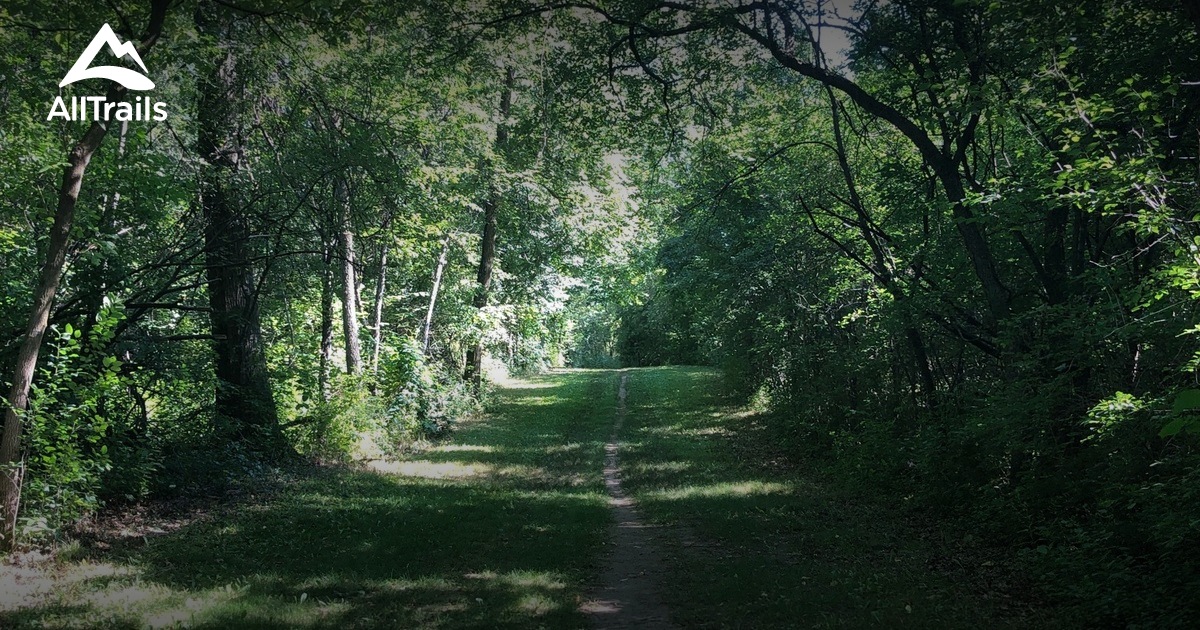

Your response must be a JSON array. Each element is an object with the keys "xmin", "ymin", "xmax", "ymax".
[
  {"xmin": 1, "ymin": 370, "xmax": 616, "ymax": 628},
  {"xmin": 2, "ymin": 367, "xmax": 1042, "ymax": 628}
]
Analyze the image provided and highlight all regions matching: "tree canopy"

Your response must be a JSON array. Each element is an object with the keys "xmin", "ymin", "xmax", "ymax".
[{"xmin": 2, "ymin": 0, "xmax": 1199, "ymax": 625}]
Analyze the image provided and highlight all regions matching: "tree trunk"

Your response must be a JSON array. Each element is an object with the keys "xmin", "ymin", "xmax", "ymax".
[
  {"xmin": 0, "ymin": 0, "xmax": 169, "ymax": 551},
  {"xmin": 1042, "ymin": 205, "xmax": 1070, "ymax": 305},
  {"xmin": 318, "ymin": 240, "xmax": 335, "ymax": 401},
  {"xmin": 196, "ymin": 0, "xmax": 280, "ymax": 449},
  {"xmin": 465, "ymin": 196, "xmax": 498, "ymax": 385},
  {"xmin": 465, "ymin": 67, "xmax": 515, "ymax": 386},
  {"xmin": 423, "ymin": 235, "xmax": 451, "ymax": 355},
  {"xmin": 905, "ymin": 327, "xmax": 938, "ymax": 411},
  {"xmin": 335, "ymin": 177, "xmax": 362, "ymax": 375},
  {"xmin": 370, "ymin": 242, "xmax": 388, "ymax": 375}
]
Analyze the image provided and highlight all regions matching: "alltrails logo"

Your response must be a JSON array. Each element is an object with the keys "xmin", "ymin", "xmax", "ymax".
[{"xmin": 47, "ymin": 23, "xmax": 168, "ymax": 122}]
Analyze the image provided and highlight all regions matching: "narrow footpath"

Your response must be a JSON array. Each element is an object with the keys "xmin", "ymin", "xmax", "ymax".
[{"xmin": 582, "ymin": 373, "xmax": 677, "ymax": 629}]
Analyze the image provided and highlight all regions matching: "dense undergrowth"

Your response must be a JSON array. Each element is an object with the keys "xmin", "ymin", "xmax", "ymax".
[
  {"xmin": 17, "ymin": 329, "xmax": 481, "ymax": 545},
  {"xmin": 718, "ymin": 365, "xmax": 1200, "ymax": 628}
]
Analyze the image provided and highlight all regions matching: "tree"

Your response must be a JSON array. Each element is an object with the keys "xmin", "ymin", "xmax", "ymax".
[
  {"xmin": 465, "ymin": 67, "xmax": 515, "ymax": 386},
  {"xmin": 0, "ymin": 0, "xmax": 170, "ymax": 552},
  {"xmin": 194, "ymin": 0, "xmax": 281, "ymax": 449}
]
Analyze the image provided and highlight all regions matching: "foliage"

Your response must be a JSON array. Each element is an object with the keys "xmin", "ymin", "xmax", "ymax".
[
  {"xmin": 1, "ymin": 0, "xmax": 1199, "ymax": 624},
  {"xmin": 20, "ymin": 303, "xmax": 126, "ymax": 540}
]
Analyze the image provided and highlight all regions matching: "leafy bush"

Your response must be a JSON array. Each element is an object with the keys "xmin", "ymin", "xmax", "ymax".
[
  {"xmin": 20, "ymin": 304, "xmax": 125, "ymax": 541},
  {"xmin": 279, "ymin": 338, "xmax": 481, "ymax": 464},
  {"xmin": 379, "ymin": 338, "xmax": 478, "ymax": 449},
  {"xmin": 287, "ymin": 377, "xmax": 388, "ymax": 463}
]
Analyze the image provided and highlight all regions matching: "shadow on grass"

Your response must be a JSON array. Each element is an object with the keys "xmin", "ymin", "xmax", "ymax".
[
  {"xmin": 618, "ymin": 367, "xmax": 1040, "ymax": 630},
  {"xmin": 1, "ymin": 370, "xmax": 617, "ymax": 630},
  {"xmin": 133, "ymin": 473, "xmax": 606, "ymax": 628}
]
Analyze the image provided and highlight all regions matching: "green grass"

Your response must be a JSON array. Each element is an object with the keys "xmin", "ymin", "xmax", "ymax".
[
  {"xmin": 1, "ymin": 367, "xmax": 1056, "ymax": 628},
  {"xmin": 0, "ymin": 370, "xmax": 615, "ymax": 629},
  {"xmin": 619, "ymin": 366, "xmax": 1053, "ymax": 629}
]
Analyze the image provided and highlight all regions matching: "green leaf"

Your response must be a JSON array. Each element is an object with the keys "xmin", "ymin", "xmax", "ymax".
[
  {"xmin": 1160, "ymin": 417, "xmax": 1191, "ymax": 437},
  {"xmin": 1172, "ymin": 390, "xmax": 1200, "ymax": 412}
]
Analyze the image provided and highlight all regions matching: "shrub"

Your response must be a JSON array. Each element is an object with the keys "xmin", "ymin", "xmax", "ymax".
[{"xmin": 19, "ymin": 304, "xmax": 126, "ymax": 541}]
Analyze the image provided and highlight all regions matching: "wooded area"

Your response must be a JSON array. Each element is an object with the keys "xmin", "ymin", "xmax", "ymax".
[{"xmin": 2, "ymin": 0, "xmax": 1198, "ymax": 626}]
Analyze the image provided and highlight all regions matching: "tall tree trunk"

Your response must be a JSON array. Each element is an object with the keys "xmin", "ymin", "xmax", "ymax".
[
  {"xmin": 464, "ymin": 195, "xmax": 498, "ymax": 385},
  {"xmin": 0, "ymin": 1, "xmax": 169, "ymax": 551},
  {"xmin": 1041, "ymin": 205, "xmax": 1070, "ymax": 305},
  {"xmin": 370, "ymin": 242, "xmax": 388, "ymax": 375},
  {"xmin": 318, "ymin": 240, "xmax": 335, "ymax": 401},
  {"xmin": 423, "ymin": 235, "xmax": 451, "ymax": 355},
  {"xmin": 196, "ymin": 0, "xmax": 280, "ymax": 449},
  {"xmin": 465, "ymin": 67, "xmax": 515, "ymax": 386},
  {"xmin": 335, "ymin": 177, "xmax": 362, "ymax": 375}
]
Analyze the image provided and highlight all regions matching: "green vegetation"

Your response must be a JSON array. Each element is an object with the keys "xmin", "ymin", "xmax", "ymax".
[
  {"xmin": 622, "ymin": 367, "xmax": 1051, "ymax": 628},
  {"xmin": 2, "ymin": 0, "xmax": 1199, "ymax": 626},
  {"xmin": 1, "ymin": 370, "xmax": 611, "ymax": 629}
]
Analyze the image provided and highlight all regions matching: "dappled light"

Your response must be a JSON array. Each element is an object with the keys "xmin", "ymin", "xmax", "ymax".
[
  {"xmin": 642, "ymin": 423, "xmax": 733, "ymax": 438},
  {"xmin": 629, "ymin": 460, "xmax": 692, "ymax": 475},
  {"xmin": 491, "ymin": 380, "xmax": 563, "ymax": 391},
  {"xmin": 430, "ymin": 444, "xmax": 495, "ymax": 454},
  {"xmin": 1, "ymin": 372, "xmax": 614, "ymax": 628},
  {"xmin": 367, "ymin": 458, "xmax": 589, "ymax": 487},
  {"xmin": 369, "ymin": 460, "xmax": 502, "ymax": 480},
  {"xmin": 645, "ymin": 481, "xmax": 794, "ymax": 502},
  {"xmin": 1, "ymin": 0, "xmax": 1196, "ymax": 626}
]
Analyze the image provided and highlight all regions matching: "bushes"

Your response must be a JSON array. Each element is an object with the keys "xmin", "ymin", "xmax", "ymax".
[
  {"xmin": 18, "ymin": 306, "xmax": 126, "ymax": 541},
  {"xmin": 287, "ymin": 380, "xmax": 388, "ymax": 463},
  {"xmin": 11, "ymin": 319, "xmax": 483, "ymax": 543},
  {"xmin": 752, "ymin": 357, "xmax": 1200, "ymax": 626},
  {"xmin": 379, "ymin": 338, "xmax": 479, "ymax": 442},
  {"xmin": 282, "ymin": 338, "xmax": 480, "ymax": 463},
  {"xmin": 1017, "ymin": 440, "xmax": 1200, "ymax": 627}
]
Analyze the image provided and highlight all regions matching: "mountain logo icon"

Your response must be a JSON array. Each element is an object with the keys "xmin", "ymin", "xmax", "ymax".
[{"xmin": 59, "ymin": 23, "xmax": 154, "ymax": 91}]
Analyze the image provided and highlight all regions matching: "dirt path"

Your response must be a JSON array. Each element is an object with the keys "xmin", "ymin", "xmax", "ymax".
[{"xmin": 581, "ymin": 372, "xmax": 678, "ymax": 629}]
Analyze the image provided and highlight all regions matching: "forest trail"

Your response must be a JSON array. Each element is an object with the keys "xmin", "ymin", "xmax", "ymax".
[
  {"xmin": 580, "ymin": 372, "xmax": 677, "ymax": 629},
  {"xmin": 1, "ymin": 367, "xmax": 1044, "ymax": 628}
]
